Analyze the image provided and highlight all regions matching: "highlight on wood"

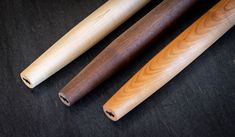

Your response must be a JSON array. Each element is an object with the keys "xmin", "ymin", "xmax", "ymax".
[
  {"xmin": 58, "ymin": 0, "xmax": 197, "ymax": 106},
  {"xmin": 103, "ymin": 0, "xmax": 235, "ymax": 121},
  {"xmin": 20, "ymin": 0, "xmax": 150, "ymax": 88}
]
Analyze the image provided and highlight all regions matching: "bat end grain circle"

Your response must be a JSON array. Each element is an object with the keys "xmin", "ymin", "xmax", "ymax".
[
  {"xmin": 103, "ymin": 106, "xmax": 118, "ymax": 121},
  {"xmin": 58, "ymin": 92, "xmax": 71, "ymax": 106},
  {"xmin": 20, "ymin": 73, "xmax": 33, "ymax": 89}
]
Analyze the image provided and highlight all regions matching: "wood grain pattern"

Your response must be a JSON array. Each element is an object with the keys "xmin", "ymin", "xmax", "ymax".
[
  {"xmin": 103, "ymin": 0, "xmax": 235, "ymax": 121},
  {"xmin": 20, "ymin": 0, "xmax": 150, "ymax": 88},
  {"xmin": 1, "ymin": 0, "xmax": 235, "ymax": 136},
  {"xmin": 58, "ymin": 0, "xmax": 197, "ymax": 106}
]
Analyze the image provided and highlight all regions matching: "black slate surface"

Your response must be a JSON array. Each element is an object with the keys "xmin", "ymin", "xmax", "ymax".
[{"xmin": 0, "ymin": 0, "xmax": 234, "ymax": 137}]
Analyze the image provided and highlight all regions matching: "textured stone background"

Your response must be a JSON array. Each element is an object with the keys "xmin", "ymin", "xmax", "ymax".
[{"xmin": 0, "ymin": 0, "xmax": 234, "ymax": 137}]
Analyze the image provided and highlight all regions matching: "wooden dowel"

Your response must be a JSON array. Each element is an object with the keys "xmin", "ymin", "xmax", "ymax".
[
  {"xmin": 103, "ymin": 0, "xmax": 235, "ymax": 121},
  {"xmin": 58, "ymin": 0, "xmax": 197, "ymax": 106},
  {"xmin": 20, "ymin": 0, "xmax": 150, "ymax": 88}
]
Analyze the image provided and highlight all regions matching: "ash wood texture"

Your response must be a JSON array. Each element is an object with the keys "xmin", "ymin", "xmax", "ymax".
[
  {"xmin": 103, "ymin": 0, "xmax": 235, "ymax": 121},
  {"xmin": 20, "ymin": 0, "xmax": 150, "ymax": 88},
  {"xmin": 1, "ymin": 0, "xmax": 235, "ymax": 136},
  {"xmin": 59, "ymin": 0, "xmax": 198, "ymax": 106}
]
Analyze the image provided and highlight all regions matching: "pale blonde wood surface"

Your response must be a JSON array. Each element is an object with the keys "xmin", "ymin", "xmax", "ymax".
[
  {"xmin": 20, "ymin": 0, "xmax": 150, "ymax": 88},
  {"xmin": 103, "ymin": 0, "xmax": 235, "ymax": 121}
]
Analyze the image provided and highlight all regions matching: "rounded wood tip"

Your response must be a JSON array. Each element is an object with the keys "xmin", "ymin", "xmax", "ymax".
[
  {"xmin": 103, "ymin": 105, "xmax": 118, "ymax": 121},
  {"xmin": 58, "ymin": 92, "xmax": 71, "ymax": 106},
  {"xmin": 20, "ymin": 73, "xmax": 34, "ymax": 89}
]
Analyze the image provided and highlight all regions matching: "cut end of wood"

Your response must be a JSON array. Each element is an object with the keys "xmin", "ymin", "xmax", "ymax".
[
  {"xmin": 20, "ymin": 73, "xmax": 34, "ymax": 89},
  {"xmin": 103, "ymin": 105, "xmax": 118, "ymax": 121},
  {"xmin": 58, "ymin": 92, "xmax": 71, "ymax": 106}
]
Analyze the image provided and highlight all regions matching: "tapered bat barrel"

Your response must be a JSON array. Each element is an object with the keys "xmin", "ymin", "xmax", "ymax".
[
  {"xmin": 59, "ymin": 0, "xmax": 197, "ymax": 106},
  {"xmin": 103, "ymin": 0, "xmax": 235, "ymax": 121},
  {"xmin": 20, "ymin": 0, "xmax": 150, "ymax": 88}
]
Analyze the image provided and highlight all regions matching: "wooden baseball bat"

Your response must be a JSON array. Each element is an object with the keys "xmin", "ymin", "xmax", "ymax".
[
  {"xmin": 103, "ymin": 0, "xmax": 235, "ymax": 121},
  {"xmin": 58, "ymin": 0, "xmax": 197, "ymax": 106},
  {"xmin": 20, "ymin": 0, "xmax": 150, "ymax": 88}
]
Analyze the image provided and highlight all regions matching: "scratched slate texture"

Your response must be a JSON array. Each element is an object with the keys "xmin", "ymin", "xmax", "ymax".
[{"xmin": 0, "ymin": 0, "xmax": 234, "ymax": 137}]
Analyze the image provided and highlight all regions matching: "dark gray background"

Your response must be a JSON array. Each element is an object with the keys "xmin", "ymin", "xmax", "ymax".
[{"xmin": 0, "ymin": 0, "xmax": 234, "ymax": 137}]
